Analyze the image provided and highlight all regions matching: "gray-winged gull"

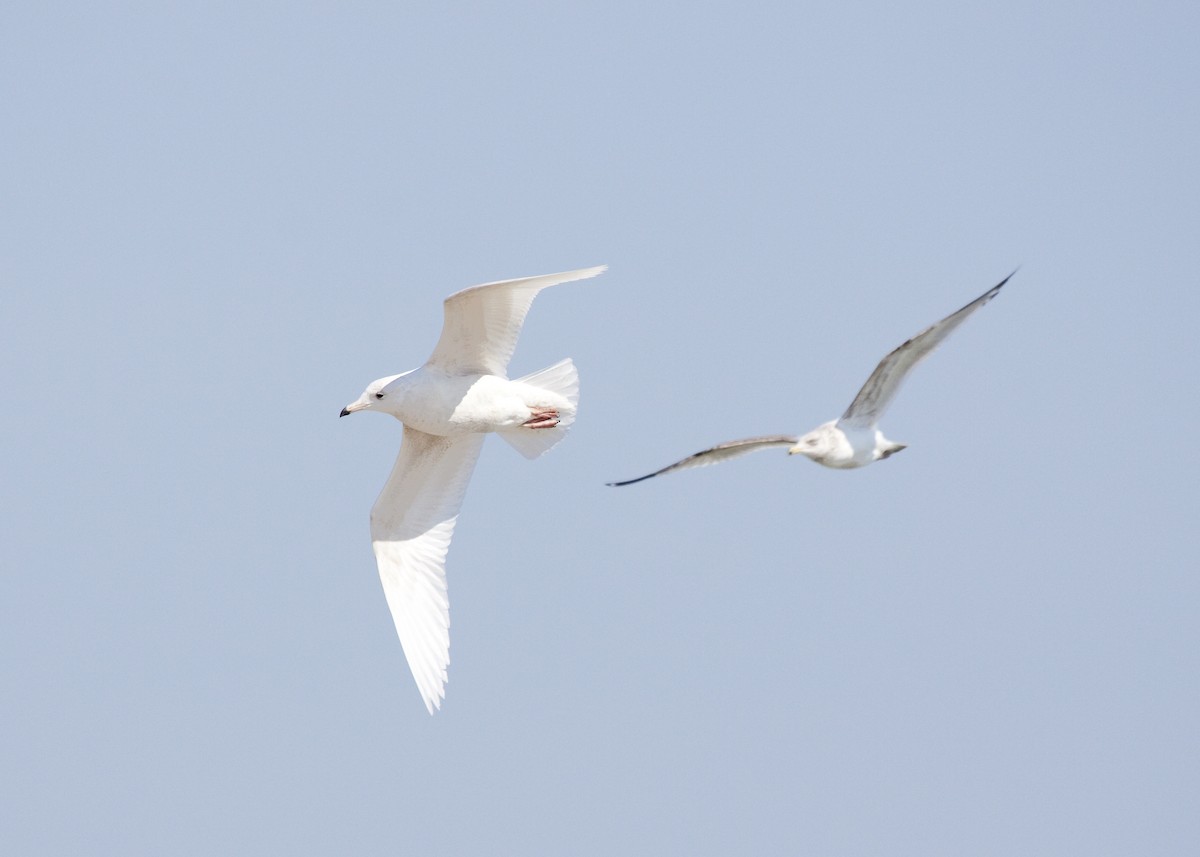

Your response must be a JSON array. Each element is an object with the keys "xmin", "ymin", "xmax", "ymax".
[{"xmin": 609, "ymin": 271, "xmax": 1013, "ymax": 486}]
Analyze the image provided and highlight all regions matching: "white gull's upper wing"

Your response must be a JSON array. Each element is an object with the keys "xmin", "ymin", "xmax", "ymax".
[
  {"xmin": 370, "ymin": 426, "xmax": 486, "ymax": 714},
  {"xmin": 607, "ymin": 435, "xmax": 801, "ymax": 486},
  {"xmin": 426, "ymin": 265, "xmax": 606, "ymax": 377},
  {"xmin": 838, "ymin": 272, "xmax": 1014, "ymax": 430}
]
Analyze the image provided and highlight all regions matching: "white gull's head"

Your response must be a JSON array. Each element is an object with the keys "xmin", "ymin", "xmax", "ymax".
[{"xmin": 340, "ymin": 372, "xmax": 409, "ymax": 417}]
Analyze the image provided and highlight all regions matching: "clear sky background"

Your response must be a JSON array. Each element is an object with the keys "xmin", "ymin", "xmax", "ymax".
[{"xmin": 3, "ymin": 2, "xmax": 1198, "ymax": 854}]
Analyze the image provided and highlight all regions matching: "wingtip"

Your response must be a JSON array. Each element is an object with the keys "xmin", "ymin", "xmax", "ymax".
[
  {"xmin": 606, "ymin": 472, "xmax": 654, "ymax": 487},
  {"xmin": 423, "ymin": 692, "xmax": 443, "ymax": 716},
  {"xmin": 577, "ymin": 263, "xmax": 608, "ymax": 279},
  {"xmin": 553, "ymin": 264, "xmax": 607, "ymax": 281},
  {"xmin": 995, "ymin": 266, "xmax": 1020, "ymax": 290}
]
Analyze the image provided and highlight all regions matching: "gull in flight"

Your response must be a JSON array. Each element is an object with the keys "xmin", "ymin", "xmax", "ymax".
[
  {"xmin": 609, "ymin": 271, "xmax": 1013, "ymax": 486},
  {"xmin": 341, "ymin": 265, "xmax": 605, "ymax": 713}
]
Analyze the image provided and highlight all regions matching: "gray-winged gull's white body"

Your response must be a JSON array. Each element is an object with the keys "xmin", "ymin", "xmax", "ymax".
[
  {"xmin": 342, "ymin": 265, "xmax": 605, "ymax": 713},
  {"xmin": 609, "ymin": 271, "xmax": 1013, "ymax": 486}
]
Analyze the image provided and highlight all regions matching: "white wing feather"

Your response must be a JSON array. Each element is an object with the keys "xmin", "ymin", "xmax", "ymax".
[
  {"xmin": 427, "ymin": 265, "xmax": 606, "ymax": 376},
  {"xmin": 370, "ymin": 427, "xmax": 486, "ymax": 714},
  {"xmin": 838, "ymin": 272, "xmax": 1013, "ymax": 429}
]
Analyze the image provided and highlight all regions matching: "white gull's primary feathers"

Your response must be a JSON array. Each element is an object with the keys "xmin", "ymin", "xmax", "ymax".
[
  {"xmin": 342, "ymin": 265, "xmax": 605, "ymax": 713},
  {"xmin": 609, "ymin": 271, "xmax": 1013, "ymax": 486}
]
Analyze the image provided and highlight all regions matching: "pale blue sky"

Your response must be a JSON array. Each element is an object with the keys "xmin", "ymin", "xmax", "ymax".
[{"xmin": 3, "ymin": 2, "xmax": 1198, "ymax": 854}]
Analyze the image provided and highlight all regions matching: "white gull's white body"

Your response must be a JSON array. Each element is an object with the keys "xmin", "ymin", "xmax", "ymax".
[
  {"xmin": 342, "ymin": 265, "xmax": 605, "ymax": 713},
  {"xmin": 609, "ymin": 271, "xmax": 1013, "ymax": 486}
]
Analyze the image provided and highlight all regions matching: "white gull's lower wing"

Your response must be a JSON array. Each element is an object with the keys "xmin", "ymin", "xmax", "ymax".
[{"xmin": 370, "ymin": 427, "xmax": 486, "ymax": 714}]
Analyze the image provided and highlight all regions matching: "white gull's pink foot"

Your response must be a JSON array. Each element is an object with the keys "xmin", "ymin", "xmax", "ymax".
[{"xmin": 522, "ymin": 408, "xmax": 560, "ymax": 428}]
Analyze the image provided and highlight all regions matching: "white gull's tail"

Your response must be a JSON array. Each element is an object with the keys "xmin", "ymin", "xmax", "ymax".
[{"xmin": 499, "ymin": 358, "xmax": 579, "ymax": 459}]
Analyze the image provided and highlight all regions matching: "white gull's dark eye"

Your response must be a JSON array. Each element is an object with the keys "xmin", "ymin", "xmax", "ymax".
[{"xmin": 375, "ymin": 393, "xmax": 384, "ymax": 400}]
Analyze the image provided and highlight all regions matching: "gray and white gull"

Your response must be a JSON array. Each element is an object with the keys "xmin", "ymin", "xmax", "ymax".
[
  {"xmin": 609, "ymin": 272, "xmax": 1013, "ymax": 486},
  {"xmin": 342, "ymin": 265, "xmax": 605, "ymax": 713}
]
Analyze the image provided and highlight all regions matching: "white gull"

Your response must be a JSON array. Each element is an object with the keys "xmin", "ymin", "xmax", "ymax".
[
  {"xmin": 609, "ymin": 271, "xmax": 1013, "ymax": 486},
  {"xmin": 342, "ymin": 265, "xmax": 605, "ymax": 713}
]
